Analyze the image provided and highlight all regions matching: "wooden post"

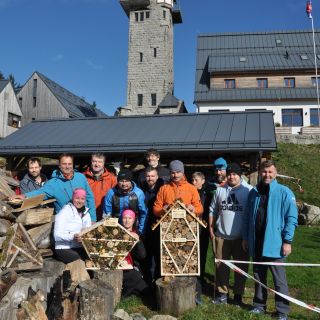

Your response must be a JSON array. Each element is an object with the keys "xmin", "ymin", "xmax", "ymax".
[
  {"xmin": 78, "ymin": 279, "xmax": 114, "ymax": 320},
  {"xmin": 92, "ymin": 269, "xmax": 123, "ymax": 308},
  {"xmin": 155, "ymin": 277, "xmax": 196, "ymax": 317}
]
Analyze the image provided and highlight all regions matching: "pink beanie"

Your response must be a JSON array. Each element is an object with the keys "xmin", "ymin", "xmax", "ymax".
[
  {"xmin": 72, "ymin": 188, "xmax": 86, "ymax": 200},
  {"xmin": 122, "ymin": 209, "xmax": 136, "ymax": 219}
]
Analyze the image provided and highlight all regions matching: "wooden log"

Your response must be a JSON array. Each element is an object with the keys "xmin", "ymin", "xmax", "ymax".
[
  {"xmin": 16, "ymin": 287, "xmax": 47, "ymax": 320},
  {"xmin": 155, "ymin": 277, "xmax": 196, "ymax": 317},
  {"xmin": 0, "ymin": 269, "xmax": 17, "ymax": 302},
  {"xmin": 16, "ymin": 208, "xmax": 54, "ymax": 226},
  {"xmin": 66, "ymin": 260, "xmax": 90, "ymax": 287},
  {"xmin": 92, "ymin": 269, "xmax": 123, "ymax": 308},
  {"xmin": 27, "ymin": 223, "xmax": 52, "ymax": 247},
  {"xmin": 0, "ymin": 218, "xmax": 12, "ymax": 236},
  {"xmin": 78, "ymin": 279, "xmax": 114, "ymax": 320},
  {"xmin": 0, "ymin": 200, "xmax": 15, "ymax": 220},
  {"xmin": 0, "ymin": 175, "xmax": 15, "ymax": 198}
]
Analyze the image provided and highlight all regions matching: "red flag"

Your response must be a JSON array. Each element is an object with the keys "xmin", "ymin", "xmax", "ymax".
[{"xmin": 306, "ymin": 1, "xmax": 312, "ymax": 19}]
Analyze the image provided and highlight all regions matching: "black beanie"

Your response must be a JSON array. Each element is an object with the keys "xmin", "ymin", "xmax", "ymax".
[
  {"xmin": 226, "ymin": 163, "xmax": 241, "ymax": 176},
  {"xmin": 117, "ymin": 169, "xmax": 132, "ymax": 181}
]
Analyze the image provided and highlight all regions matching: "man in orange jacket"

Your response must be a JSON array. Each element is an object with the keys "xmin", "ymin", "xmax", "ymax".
[
  {"xmin": 153, "ymin": 160, "xmax": 203, "ymax": 217},
  {"xmin": 84, "ymin": 153, "xmax": 117, "ymax": 221}
]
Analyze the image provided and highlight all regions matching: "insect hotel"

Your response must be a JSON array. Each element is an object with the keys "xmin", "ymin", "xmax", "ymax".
[
  {"xmin": 79, "ymin": 217, "xmax": 138, "ymax": 270},
  {"xmin": 152, "ymin": 199, "xmax": 207, "ymax": 276}
]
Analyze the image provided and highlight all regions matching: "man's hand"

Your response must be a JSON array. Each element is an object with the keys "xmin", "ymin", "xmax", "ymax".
[
  {"xmin": 242, "ymin": 240, "xmax": 248, "ymax": 252},
  {"xmin": 186, "ymin": 204, "xmax": 195, "ymax": 213},
  {"xmin": 282, "ymin": 243, "xmax": 292, "ymax": 257},
  {"xmin": 8, "ymin": 194, "xmax": 26, "ymax": 201},
  {"xmin": 74, "ymin": 233, "xmax": 82, "ymax": 243}
]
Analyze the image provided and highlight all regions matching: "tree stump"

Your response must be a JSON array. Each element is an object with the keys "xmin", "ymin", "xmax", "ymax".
[
  {"xmin": 78, "ymin": 279, "xmax": 114, "ymax": 320},
  {"xmin": 92, "ymin": 269, "xmax": 123, "ymax": 308},
  {"xmin": 155, "ymin": 277, "xmax": 196, "ymax": 317}
]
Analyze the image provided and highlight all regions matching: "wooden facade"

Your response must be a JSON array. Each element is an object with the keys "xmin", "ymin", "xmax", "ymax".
[
  {"xmin": 17, "ymin": 72, "xmax": 70, "ymax": 126},
  {"xmin": 0, "ymin": 81, "xmax": 22, "ymax": 138}
]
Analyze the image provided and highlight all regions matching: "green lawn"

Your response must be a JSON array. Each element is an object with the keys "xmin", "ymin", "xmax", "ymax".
[{"xmin": 118, "ymin": 226, "xmax": 320, "ymax": 319}]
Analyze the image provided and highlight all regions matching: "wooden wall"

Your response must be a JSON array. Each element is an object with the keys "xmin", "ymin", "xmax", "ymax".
[{"xmin": 17, "ymin": 73, "xmax": 69, "ymax": 126}]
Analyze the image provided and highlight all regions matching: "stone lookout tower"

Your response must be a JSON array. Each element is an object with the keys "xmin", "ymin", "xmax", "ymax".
[{"xmin": 117, "ymin": 0, "xmax": 186, "ymax": 116}]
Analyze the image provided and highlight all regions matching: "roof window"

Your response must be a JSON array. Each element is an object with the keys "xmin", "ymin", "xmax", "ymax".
[
  {"xmin": 239, "ymin": 56, "xmax": 247, "ymax": 62},
  {"xmin": 276, "ymin": 39, "xmax": 282, "ymax": 46},
  {"xmin": 300, "ymin": 54, "xmax": 309, "ymax": 60}
]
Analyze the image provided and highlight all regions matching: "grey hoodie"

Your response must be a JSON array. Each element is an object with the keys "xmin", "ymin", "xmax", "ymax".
[
  {"xmin": 20, "ymin": 173, "xmax": 47, "ymax": 194},
  {"xmin": 209, "ymin": 182, "xmax": 252, "ymax": 240}
]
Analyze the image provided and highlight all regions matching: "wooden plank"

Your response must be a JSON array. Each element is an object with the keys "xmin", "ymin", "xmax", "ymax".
[
  {"xmin": 12, "ymin": 194, "xmax": 45, "ymax": 213},
  {"xmin": 0, "ymin": 176, "xmax": 15, "ymax": 198},
  {"xmin": 16, "ymin": 208, "xmax": 54, "ymax": 226},
  {"xmin": 27, "ymin": 223, "xmax": 52, "ymax": 246}
]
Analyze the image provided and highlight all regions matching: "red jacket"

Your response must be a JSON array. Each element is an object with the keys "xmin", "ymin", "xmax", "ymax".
[
  {"xmin": 84, "ymin": 168, "xmax": 117, "ymax": 221},
  {"xmin": 153, "ymin": 176, "xmax": 203, "ymax": 217}
]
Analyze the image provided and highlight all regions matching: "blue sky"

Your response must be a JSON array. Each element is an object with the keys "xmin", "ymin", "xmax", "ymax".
[{"xmin": 0, "ymin": 0, "xmax": 317, "ymax": 115}]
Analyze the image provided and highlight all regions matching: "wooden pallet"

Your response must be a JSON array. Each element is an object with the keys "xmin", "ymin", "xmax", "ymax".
[
  {"xmin": 152, "ymin": 200, "xmax": 206, "ymax": 276},
  {"xmin": 0, "ymin": 223, "xmax": 43, "ymax": 271},
  {"xmin": 79, "ymin": 218, "xmax": 138, "ymax": 270}
]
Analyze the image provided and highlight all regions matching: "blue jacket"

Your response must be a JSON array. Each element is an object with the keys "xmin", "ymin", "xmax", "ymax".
[
  {"xmin": 103, "ymin": 181, "xmax": 147, "ymax": 235},
  {"xmin": 242, "ymin": 179, "xmax": 297, "ymax": 258},
  {"xmin": 26, "ymin": 170, "xmax": 96, "ymax": 222}
]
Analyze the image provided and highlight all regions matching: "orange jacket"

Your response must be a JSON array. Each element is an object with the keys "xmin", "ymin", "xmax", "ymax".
[
  {"xmin": 153, "ymin": 177, "xmax": 203, "ymax": 217},
  {"xmin": 84, "ymin": 168, "xmax": 117, "ymax": 221}
]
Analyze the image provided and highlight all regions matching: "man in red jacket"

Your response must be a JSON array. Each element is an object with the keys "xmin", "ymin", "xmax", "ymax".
[{"xmin": 84, "ymin": 153, "xmax": 117, "ymax": 221}]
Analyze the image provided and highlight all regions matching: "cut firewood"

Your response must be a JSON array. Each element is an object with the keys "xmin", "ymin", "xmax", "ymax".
[
  {"xmin": 16, "ymin": 287, "xmax": 47, "ymax": 320},
  {"xmin": 0, "ymin": 200, "xmax": 15, "ymax": 220},
  {"xmin": 65, "ymin": 259, "xmax": 90, "ymax": 287},
  {"xmin": 0, "ymin": 218, "xmax": 12, "ymax": 236},
  {"xmin": 11, "ymin": 194, "xmax": 45, "ymax": 213},
  {"xmin": 0, "ymin": 269, "xmax": 17, "ymax": 302},
  {"xmin": 0, "ymin": 176, "xmax": 15, "ymax": 198},
  {"xmin": 16, "ymin": 208, "xmax": 54, "ymax": 226},
  {"xmin": 27, "ymin": 223, "xmax": 52, "ymax": 247}
]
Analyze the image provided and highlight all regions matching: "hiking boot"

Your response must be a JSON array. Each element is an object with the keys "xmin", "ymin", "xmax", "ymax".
[
  {"xmin": 249, "ymin": 306, "xmax": 265, "ymax": 314},
  {"xmin": 212, "ymin": 293, "xmax": 228, "ymax": 305}
]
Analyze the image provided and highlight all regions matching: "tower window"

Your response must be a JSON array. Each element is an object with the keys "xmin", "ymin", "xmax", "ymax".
[
  {"xmin": 146, "ymin": 11, "xmax": 150, "ymax": 19},
  {"xmin": 33, "ymin": 97, "xmax": 37, "ymax": 107},
  {"xmin": 154, "ymin": 48, "xmax": 157, "ymax": 58},
  {"xmin": 135, "ymin": 12, "xmax": 139, "ymax": 21},
  {"xmin": 163, "ymin": 10, "xmax": 166, "ymax": 19},
  {"xmin": 138, "ymin": 94, "xmax": 143, "ymax": 106},
  {"xmin": 140, "ymin": 52, "xmax": 143, "ymax": 62},
  {"xmin": 151, "ymin": 93, "xmax": 157, "ymax": 106},
  {"xmin": 140, "ymin": 12, "xmax": 144, "ymax": 21}
]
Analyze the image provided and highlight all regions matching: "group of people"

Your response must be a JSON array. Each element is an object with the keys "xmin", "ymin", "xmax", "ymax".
[{"xmin": 11, "ymin": 149, "xmax": 297, "ymax": 320}]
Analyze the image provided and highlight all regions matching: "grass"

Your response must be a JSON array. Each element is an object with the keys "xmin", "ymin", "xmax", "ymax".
[
  {"xmin": 272, "ymin": 143, "xmax": 320, "ymax": 208},
  {"xmin": 118, "ymin": 226, "xmax": 320, "ymax": 319}
]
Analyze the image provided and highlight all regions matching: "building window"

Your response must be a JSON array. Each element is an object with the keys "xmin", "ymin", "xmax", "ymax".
[
  {"xmin": 151, "ymin": 93, "xmax": 157, "ymax": 106},
  {"xmin": 311, "ymin": 77, "xmax": 320, "ymax": 87},
  {"xmin": 163, "ymin": 10, "xmax": 166, "ymax": 19},
  {"xmin": 146, "ymin": 11, "xmax": 150, "ymax": 19},
  {"xmin": 7, "ymin": 112, "xmax": 21, "ymax": 128},
  {"xmin": 154, "ymin": 48, "xmax": 157, "ymax": 58},
  {"xmin": 140, "ymin": 12, "xmax": 144, "ymax": 21},
  {"xmin": 257, "ymin": 78, "xmax": 268, "ymax": 88},
  {"xmin": 310, "ymin": 108, "xmax": 320, "ymax": 126},
  {"xmin": 135, "ymin": 12, "xmax": 139, "ymax": 21},
  {"xmin": 140, "ymin": 52, "xmax": 143, "ymax": 62},
  {"xmin": 33, "ymin": 97, "xmax": 37, "ymax": 107},
  {"xmin": 33, "ymin": 79, "xmax": 37, "ymax": 88},
  {"xmin": 138, "ymin": 94, "xmax": 143, "ymax": 106},
  {"xmin": 284, "ymin": 77, "xmax": 295, "ymax": 88},
  {"xmin": 224, "ymin": 79, "xmax": 236, "ymax": 89},
  {"xmin": 282, "ymin": 109, "xmax": 303, "ymax": 127}
]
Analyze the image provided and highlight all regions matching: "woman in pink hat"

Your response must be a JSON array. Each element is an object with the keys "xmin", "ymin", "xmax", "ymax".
[
  {"xmin": 54, "ymin": 188, "xmax": 91, "ymax": 264},
  {"xmin": 121, "ymin": 209, "xmax": 149, "ymax": 298}
]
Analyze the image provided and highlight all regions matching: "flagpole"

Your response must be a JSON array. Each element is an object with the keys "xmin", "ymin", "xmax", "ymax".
[{"xmin": 310, "ymin": 9, "xmax": 320, "ymax": 126}]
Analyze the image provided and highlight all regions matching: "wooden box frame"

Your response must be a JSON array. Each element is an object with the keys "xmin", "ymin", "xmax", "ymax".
[
  {"xmin": 79, "ymin": 218, "xmax": 138, "ymax": 270},
  {"xmin": 152, "ymin": 200, "xmax": 206, "ymax": 276}
]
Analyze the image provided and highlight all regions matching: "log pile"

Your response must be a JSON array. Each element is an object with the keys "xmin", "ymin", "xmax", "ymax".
[
  {"xmin": 0, "ymin": 192, "xmax": 55, "ymax": 271},
  {"xmin": 152, "ymin": 200, "xmax": 206, "ymax": 276},
  {"xmin": 80, "ymin": 218, "xmax": 138, "ymax": 270}
]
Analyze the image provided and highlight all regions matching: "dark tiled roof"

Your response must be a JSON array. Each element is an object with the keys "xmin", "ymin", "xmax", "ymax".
[
  {"xmin": 0, "ymin": 80, "xmax": 9, "ymax": 93},
  {"xmin": 0, "ymin": 111, "xmax": 276, "ymax": 155},
  {"xmin": 36, "ymin": 72, "xmax": 107, "ymax": 117},
  {"xmin": 194, "ymin": 30, "xmax": 320, "ymax": 103},
  {"xmin": 195, "ymin": 87, "xmax": 318, "ymax": 102},
  {"xmin": 158, "ymin": 92, "xmax": 180, "ymax": 108}
]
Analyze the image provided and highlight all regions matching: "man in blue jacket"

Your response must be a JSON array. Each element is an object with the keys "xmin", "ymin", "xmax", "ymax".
[
  {"xmin": 12, "ymin": 154, "xmax": 96, "ymax": 222},
  {"xmin": 242, "ymin": 160, "xmax": 297, "ymax": 320},
  {"xmin": 104, "ymin": 169, "xmax": 147, "ymax": 235}
]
